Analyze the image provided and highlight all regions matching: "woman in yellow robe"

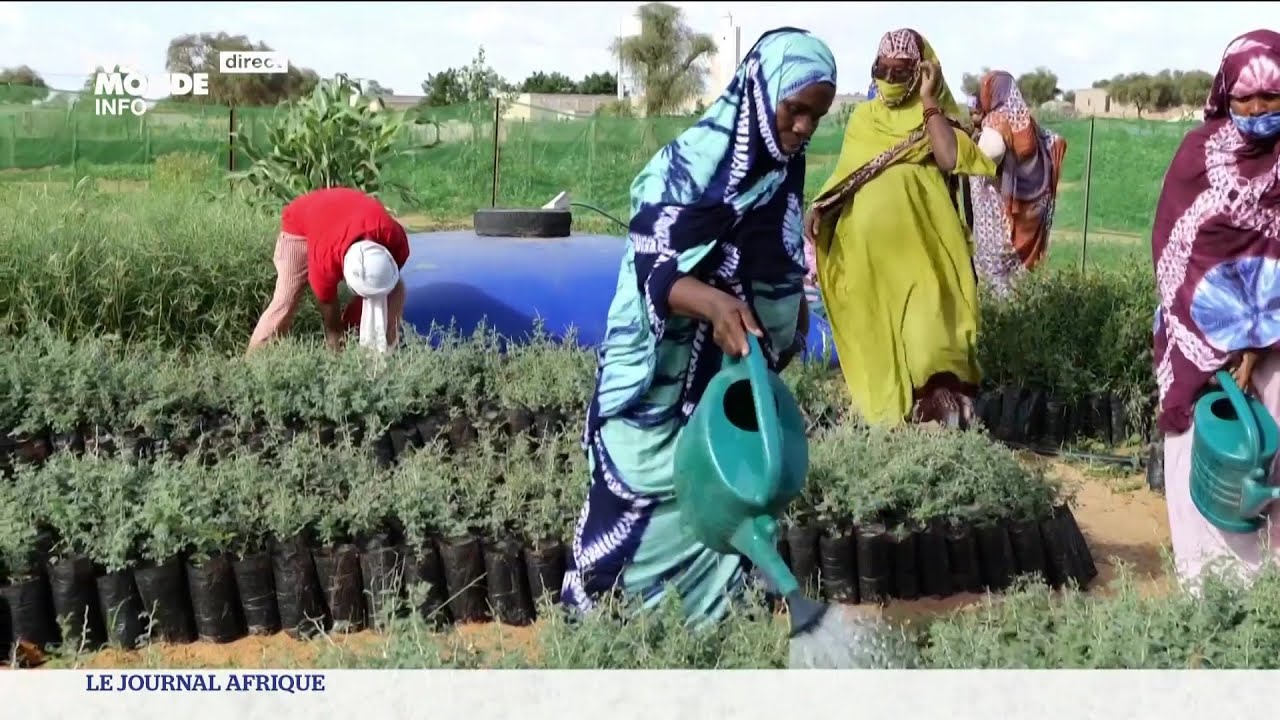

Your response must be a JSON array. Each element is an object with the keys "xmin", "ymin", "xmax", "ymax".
[{"xmin": 804, "ymin": 28, "xmax": 997, "ymax": 428}]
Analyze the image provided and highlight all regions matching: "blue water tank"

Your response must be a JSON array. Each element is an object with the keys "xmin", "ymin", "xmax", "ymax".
[{"xmin": 401, "ymin": 230, "xmax": 840, "ymax": 365}]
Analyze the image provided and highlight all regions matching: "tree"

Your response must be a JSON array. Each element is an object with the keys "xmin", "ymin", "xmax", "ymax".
[
  {"xmin": 1106, "ymin": 73, "xmax": 1175, "ymax": 117},
  {"xmin": 1016, "ymin": 67, "xmax": 1061, "ymax": 106},
  {"xmin": 961, "ymin": 67, "xmax": 991, "ymax": 98},
  {"xmin": 164, "ymin": 32, "xmax": 319, "ymax": 106},
  {"xmin": 1094, "ymin": 71, "xmax": 1199, "ymax": 117},
  {"xmin": 0, "ymin": 65, "xmax": 49, "ymax": 104},
  {"xmin": 1063, "ymin": 90, "xmax": 1076, "ymax": 104},
  {"xmin": 518, "ymin": 71, "xmax": 618, "ymax": 95},
  {"xmin": 1172, "ymin": 69, "xmax": 1213, "ymax": 107},
  {"xmin": 419, "ymin": 46, "xmax": 510, "ymax": 107},
  {"xmin": 519, "ymin": 71, "xmax": 577, "ymax": 94},
  {"xmin": 577, "ymin": 72, "xmax": 618, "ymax": 95},
  {"xmin": 361, "ymin": 79, "xmax": 393, "ymax": 97},
  {"xmin": 612, "ymin": 2, "xmax": 716, "ymax": 116}
]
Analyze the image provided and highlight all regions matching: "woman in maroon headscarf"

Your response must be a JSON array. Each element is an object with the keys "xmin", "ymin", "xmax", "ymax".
[
  {"xmin": 968, "ymin": 71, "xmax": 1068, "ymax": 298},
  {"xmin": 1154, "ymin": 29, "xmax": 1280, "ymax": 587}
]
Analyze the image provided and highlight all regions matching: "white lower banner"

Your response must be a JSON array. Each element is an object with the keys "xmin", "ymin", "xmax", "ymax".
[{"xmin": 0, "ymin": 669, "xmax": 1268, "ymax": 718}]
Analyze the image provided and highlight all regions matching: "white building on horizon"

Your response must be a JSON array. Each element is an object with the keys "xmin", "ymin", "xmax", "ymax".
[
  {"xmin": 701, "ymin": 14, "xmax": 742, "ymax": 109},
  {"xmin": 614, "ymin": 10, "xmax": 742, "ymax": 115}
]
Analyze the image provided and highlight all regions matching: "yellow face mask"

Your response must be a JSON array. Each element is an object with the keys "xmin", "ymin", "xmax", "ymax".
[{"xmin": 875, "ymin": 79, "xmax": 911, "ymax": 106}]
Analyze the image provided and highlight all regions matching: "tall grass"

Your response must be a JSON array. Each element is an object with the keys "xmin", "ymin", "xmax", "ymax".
[
  {"xmin": 0, "ymin": 184, "xmax": 298, "ymax": 351},
  {"xmin": 0, "ymin": 104, "xmax": 1194, "ymax": 238}
]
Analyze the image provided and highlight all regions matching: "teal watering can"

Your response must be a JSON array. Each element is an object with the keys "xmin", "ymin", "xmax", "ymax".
[
  {"xmin": 1190, "ymin": 370, "xmax": 1280, "ymax": 534},
  {"xmin": 673, "ymin": 334, "xmax": 826, "ymax": 635}
]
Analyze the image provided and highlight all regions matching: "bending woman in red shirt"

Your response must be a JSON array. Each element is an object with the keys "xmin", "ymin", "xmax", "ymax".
[{"xmin": 247, "ymin": 188, "xmax": 411, "ymax": 354}]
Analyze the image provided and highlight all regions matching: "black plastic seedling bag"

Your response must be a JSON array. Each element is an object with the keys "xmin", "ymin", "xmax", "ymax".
[
  {"xmin": 817, "ymin": 532, "xmax": 858, "ymax": 604},
  {"xmin": 946, "ymin": 525, "xmax": 983, "ymax": 594},
  {"xmin": 785, "ymin": 525, "xmax": 821, "ymax": 598},
  {"xmin": 0, "ymin": 576, "xmax": 58, "ymax": 651},
  {"xmin": 401, "ymin": 542, "xmax": 451, "ymax": 626},
  {"xmin": 890, "ymin": 530, "xmax": 920, "ymax": 600},
  {"xmin": 232, "ymin": 552, "xmax": 280, "ymax": 636},
  {"xmin": 523, "ymin": 540, "xmax": 566, "ymax": 609},
  {"xmin": 96, "ymin": 570, "xmax": 145, "ymax": 649},
  {"xmin": 976, "ymin": 524, "xmax": 1016, "ymax": 591},
  {"xmin": 271, "ymin": 536, "xmax": 327, "ymax": 639},
  {"xmin": 484, "ymin": 538, "xmax": 535, "ymax": 626},
  {"xmin": 313, "ymin": 544, "xmax": 365, "ymax": 633},
  {"xmin": 856, "ymin": 525, "xmax": 892, "ymax": 603},
  {"xmin": 133, "ymin": 556, "xmax": 196, "ymax": 644},
  {"xmin": 47, "ymin": 555, "xmax": 106, "ymax": 650},
  {"xmin": 186, "ymin": 554, "xmax": 246, "ymax": 644},
  {"xmin": 439, "ymin": 535, "xmax": 489, "ymax": 623}
]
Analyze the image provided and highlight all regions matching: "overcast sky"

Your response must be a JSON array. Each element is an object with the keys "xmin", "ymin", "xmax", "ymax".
[{"xmin": 1, "ymin": 1, "xmax": 1269, "ymax": 99}]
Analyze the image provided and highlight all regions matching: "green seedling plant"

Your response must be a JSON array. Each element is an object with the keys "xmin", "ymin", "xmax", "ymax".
[
  {"xmin": 520, "ymin": 430, "xmax": 584, "ymax": 545},
  {"xmin": 16, "ymin": 453, "xmax": 99, "ymax": 565},
  {"xmin": 136, "ymin": 458, "xmax": 198, "ymax": 566},
  {"xmin": 167, "ymin": 454, "xmax": 239, "ymax": 565},
  {"xmin": 0, "ymin": 480, "xmax": 40, "ymax": 583},
  {"xmin": 216, "ymin": 450, "xmax": 277, "ymax": 560},
  {"xmin": 229, "ymin": 73, "xmax": 437, "ymax": 211},
  {"xmin": 390, "ymin": 441, "xmax": 453, "ymax": 552},
  {"xmin": 82, "ymin": 457, "xmax": 147, "ymax": 576}
]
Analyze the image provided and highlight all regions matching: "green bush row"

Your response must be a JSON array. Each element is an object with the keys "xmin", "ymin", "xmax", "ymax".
[
  {"xmin": 0, "ymin": 420, "xmax": 1061, "ymax": 582},
  {"xmin": 0, "ymin": 189, "xmax": 1157, "ymax": 433},
  {"xmin": 36, "ymin": 568, "xmax": 1280, "ymax": 670}
]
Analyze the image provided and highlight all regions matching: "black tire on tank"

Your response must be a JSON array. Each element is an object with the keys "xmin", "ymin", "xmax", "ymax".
[{"xmin": 473, "ymin": 208, "xmax": 572, "ymax": 238}]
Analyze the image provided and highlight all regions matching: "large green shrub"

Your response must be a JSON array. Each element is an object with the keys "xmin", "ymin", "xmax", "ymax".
[{"xmin": 229, "ymin": 74, "xmax": 437, "ymax": 210}]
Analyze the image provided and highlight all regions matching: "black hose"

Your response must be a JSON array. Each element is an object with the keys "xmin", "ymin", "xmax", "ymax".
[
  {"xmin": 569, "ymin": 202, "xmax": 628, "ymax": 232},
  {"xmin": 998, "ymin": 438, "xmax": 1146, "ymax": 469}
]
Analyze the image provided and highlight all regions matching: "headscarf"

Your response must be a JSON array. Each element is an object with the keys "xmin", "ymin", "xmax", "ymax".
[
  {"xmin": 595, "ymin": 27, "xmax": 837, "ymax": 419},
  {"xmin": 967, "ymin": 70, "xmax": 1068, "ymax": 277},
  {"xmin": 343, "ymin": 240, "xmax": 400, "ymax": 354},
  {"xmin": 1151, "ymin": 29, "xmax": 1280, "ymax": 434},
  {"xmin": 977, "ymin": 70, "xmax": 1064, "ymax": 203},
  {"xmin": 809, "ymin": 29, "xmax": 964, "ymax": 226}
]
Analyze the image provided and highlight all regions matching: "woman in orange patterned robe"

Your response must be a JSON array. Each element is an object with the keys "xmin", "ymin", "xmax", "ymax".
[{"xmin": 967, "ymin": 70, "xmax": 1068, "ymax": 298}]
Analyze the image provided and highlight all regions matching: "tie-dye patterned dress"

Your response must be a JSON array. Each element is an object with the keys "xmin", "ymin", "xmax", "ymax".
[{"xmin": 559, "ymin": 28, "xmax": 838, "ymax": 626}]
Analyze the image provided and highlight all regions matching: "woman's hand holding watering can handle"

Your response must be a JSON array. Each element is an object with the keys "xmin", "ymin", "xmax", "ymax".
[
  {"xmin": 1232, "ymin": 350, "xmax": 1261, "ymax": 393},
  {"xmin": 669, "ymin": 276, "xmax": 763, "ymax": 358}
]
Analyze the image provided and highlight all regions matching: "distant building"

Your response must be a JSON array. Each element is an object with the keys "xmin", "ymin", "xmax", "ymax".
[
  {"xmin": 700, "ymin": 14, "xmax": 742, "ymax": 110},
  {"xmin": 1071, "ymin": 86, "xmax": 1196, "ymax": 121},
  {"xmin": 503, "ymin": 93, "xmax": 619, "ymax": 122}
]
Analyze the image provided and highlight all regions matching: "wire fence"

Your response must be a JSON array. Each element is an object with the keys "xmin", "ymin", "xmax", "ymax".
[{"xmin": 0, "ymin": 90, "xmax": 1195, "ymax": 269}]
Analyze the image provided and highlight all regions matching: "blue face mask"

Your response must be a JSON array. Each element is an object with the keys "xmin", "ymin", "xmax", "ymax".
[{"xmin": 1232, "ymin": 110, "xmax": 1280, "ymax": 139}]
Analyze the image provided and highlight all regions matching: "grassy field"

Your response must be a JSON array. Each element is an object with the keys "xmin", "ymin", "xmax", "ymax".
[
  {"xmin": 0, "ymin": 111, "xmax": 1198, "ymax": 670},
  {"xmin": 0, "ymin": 102, "xmax": 1186, "ymax": 268}
]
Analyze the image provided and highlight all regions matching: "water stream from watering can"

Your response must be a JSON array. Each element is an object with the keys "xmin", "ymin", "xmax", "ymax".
[{"xmin": 788, "ymin": 611, "xmax": 920, "ymax": 669}]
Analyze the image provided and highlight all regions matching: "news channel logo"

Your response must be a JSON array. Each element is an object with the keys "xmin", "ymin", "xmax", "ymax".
[{"xmin": 93, "ymin": 52, "xmax": 290, "ymax": 116}]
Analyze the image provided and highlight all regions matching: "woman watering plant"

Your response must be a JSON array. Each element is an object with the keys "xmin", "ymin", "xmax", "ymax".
[
  {"xmin": 560, "ymin": 27, "xmax": 837, "ymax": 626},
  {"xmin": 803, "ymin": 28, "xmax": 996, "ymax": 429},
  {"xmin": 247, "ymin": 187, "xmax": 409, "ymax": 355},
  {"xmin": 1153, "ymin": 29, "xmax": 1280, "ymax": 587},
  {"xmin": 967, "ymin": 70, "xmax": 1069, "ymax": 299}
]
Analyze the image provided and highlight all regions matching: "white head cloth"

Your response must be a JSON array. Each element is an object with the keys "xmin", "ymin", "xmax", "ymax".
[{"xmin": 343, "ymin": 240, "xmax": 400, "ymax": 353}]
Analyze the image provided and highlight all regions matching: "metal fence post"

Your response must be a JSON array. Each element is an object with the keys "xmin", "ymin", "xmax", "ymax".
[
  {"xmin": 1079, "ymin": 115, "xmax": 1096, "ymax": 273},
  {"xmin": 491, "ymin": 97, "xmax": 501, "ymax": 207},
  {"xmin": 228, "ymin": 106, "xmax": 236, "ymax": 172}
]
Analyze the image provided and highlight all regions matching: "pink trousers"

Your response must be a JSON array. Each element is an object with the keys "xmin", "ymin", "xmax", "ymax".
[
  {"xmin": 1165, "ymin": 351, "xmax": 1280, "ymax": 588},
  {"xmin": 246, "ymin": 231, "xmax": 406, "ymax": 351}
]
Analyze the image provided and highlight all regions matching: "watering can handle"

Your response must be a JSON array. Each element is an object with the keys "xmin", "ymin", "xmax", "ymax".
[
  {"xmin": 1216, "ymin": 369, "xmax": 1262, "ymax": 467},
  {"xmin": 728, "ymin": 334, "xmax": 783, "ymax": 495}
]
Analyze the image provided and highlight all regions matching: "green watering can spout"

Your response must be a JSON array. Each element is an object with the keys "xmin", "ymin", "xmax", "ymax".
[
  {"xmin": 672, "ymin": 333, "xmax": 813, "ymax": 629},
  {"xmin": 730, "ymin": 515, "xmax": 799, "ymax": 597},
  {"xmin": 1190, "ymin": 370, "xmax": 1280, "ymax": 534}
]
